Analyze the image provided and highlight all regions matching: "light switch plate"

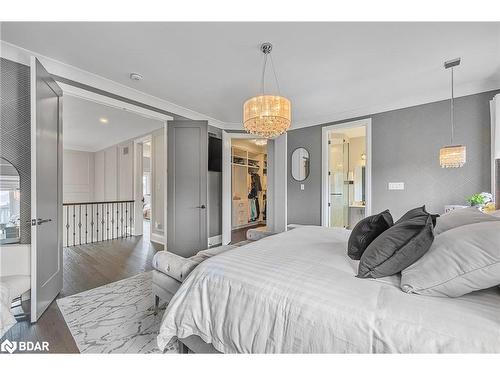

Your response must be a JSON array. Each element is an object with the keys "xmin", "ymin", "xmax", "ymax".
[
  {"xmin": 388, "ymin": 182, "xmax": 405, "ymax": 190},
  {"xmin": 300, "ymin": 184, "xmax": 305, "ymax": 191}
]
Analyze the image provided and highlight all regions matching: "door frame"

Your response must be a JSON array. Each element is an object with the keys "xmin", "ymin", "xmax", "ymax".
[
  {"xmin": 321, "ymin": 118, "xmax": 372, "ymax": 227},
  {"xmin": 58, "ymin": 83, "xmax": 171, "ymax": 245},
  {"xmin": 133, "ymin": 136, "xmax": 153, "ymax": 239},
  {"xmin": 222, "ymin": 132, "xmax": 287, "ymax": 245}
]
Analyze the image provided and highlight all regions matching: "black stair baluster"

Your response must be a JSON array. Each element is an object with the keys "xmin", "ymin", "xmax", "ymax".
[
  {"xmin": 116, "ymin": 203, "xmax": 119, "ymax": 239},
  {"xmin": 121, "ymin": 202, "xmax": 124, "ymax": 238},
  {"xmin": 85, "ymin": 204, "xmax": 88, "ymax": 244},
  {"xmin": 72, "ymin": 205, "xmax": 76, "ymax": 246},
  {"xmin": 90, "ymin": 204, "xmax": 94, "ymax": 244},
  {"xmin": 102, "ymin": 203, "xmax": 104, "ymax": 241},
  {"xmin": 106, "ymin": 203, "xmax": 109, "ymax": 241},
  {"xmin": 130, "ymin": 202, "xmax": 134, "ymax": 238},
  {"xmin": 78, "ymin": 205, "xmax": 82, "ymax": 245},
  {"xmin": 65, "ymin": 205, "xmax": 69, "ymax": 247},
  {"xmin": 111, "ymin": 202, "xmax": 114, "ymax": 240},
  {"xmin": 96, "ymin": 204, "xmax": 100, "ymax": 243},
  {"xmin": 125, "ymin": 202, "xmax": 128, "ymax": 238}
]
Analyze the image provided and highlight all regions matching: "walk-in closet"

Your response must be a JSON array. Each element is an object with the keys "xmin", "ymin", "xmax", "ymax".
[{"xmin": 231, "ymin": 138, "xmax": 267, "ymax": 241}]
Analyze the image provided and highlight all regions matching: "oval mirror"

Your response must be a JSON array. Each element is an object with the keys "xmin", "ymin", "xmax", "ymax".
[
  {"xmin": 291, "ymin": 148, "xmax": 310, "ymax": 182},
  {"xmin": 0, "ymin": 157, "xmax": 21, "ymax": 245}
]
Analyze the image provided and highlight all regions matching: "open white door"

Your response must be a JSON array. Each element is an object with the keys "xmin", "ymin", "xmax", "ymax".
[
  {"xmin": 221, "ymin": 131, "xmax": 231, "ymax": 245},
  {"xmin": 30, "ymin": 57, "xmax": 63, "ymax": 322},
  {"xmin": 167, "ymin": 120, "xmax": 208, "ymax": 257},
  {"xmin": 267, "ymin": 134, "xmax": 287, "ymax": 233}
]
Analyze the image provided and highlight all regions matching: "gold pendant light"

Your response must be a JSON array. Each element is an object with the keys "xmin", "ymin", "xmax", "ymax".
[
  {"xmin": 243, "ymin": 43, "xmax": 291, "ymax": 138},
  {"xmin": 440, "ymin": 58, "xmax": 466, "ymax": 168}
]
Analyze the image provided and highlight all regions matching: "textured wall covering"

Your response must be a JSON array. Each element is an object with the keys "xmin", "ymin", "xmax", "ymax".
[
  {"xmin": 0, "ymin": 57, "xmax": 31, "ymax": 243},
  {"xmin": 288, "ymin": 89, "xmax": 500, "ymax": 224}
]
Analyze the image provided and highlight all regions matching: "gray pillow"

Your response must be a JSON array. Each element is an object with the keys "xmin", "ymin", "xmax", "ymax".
[
  {"xmin": 401, "ymin": 221, "xmax": 500, "ymax": 297},
  {"xmin": 434, "ymin": 206, "xmax": 500, "ymax": 235},
  {"xmin": 357, "ymin": 212, "xmax": 434, "ymax": 278}
]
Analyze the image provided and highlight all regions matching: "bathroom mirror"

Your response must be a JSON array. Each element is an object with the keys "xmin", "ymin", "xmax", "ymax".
[
  {"xmin": 291, "ymin": 148, "xmax": 310, "ymax": 181},
  {"xmin": 0, "ymin": 157, "xmax": 21, "ymax": 245}
]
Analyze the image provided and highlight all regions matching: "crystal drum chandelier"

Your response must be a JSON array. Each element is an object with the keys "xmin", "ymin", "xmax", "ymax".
[
  {"xmin": 243, "ymin": 43, "xmax": 291, "ymax": 138},
  {"xmin": 440, "ymin": 58, "xmax": 466, "ymax": 168}
]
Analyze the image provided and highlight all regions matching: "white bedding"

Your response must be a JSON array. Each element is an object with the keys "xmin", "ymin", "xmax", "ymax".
[{"xmin": 157, "ymin": 226, "xmax": 500, "ymax": 353}]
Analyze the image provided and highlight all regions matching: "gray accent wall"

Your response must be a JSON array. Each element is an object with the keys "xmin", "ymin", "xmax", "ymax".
[
  {"xmin": 288, "ymin": 89, "xmax": 500, "ymax": 224},
  {"xmin": 0, "ymin": 57, "xmax": 31, "ymax": 243}
]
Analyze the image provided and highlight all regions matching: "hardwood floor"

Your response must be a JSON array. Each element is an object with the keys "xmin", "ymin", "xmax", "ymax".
[{"xmin": 2, "ymin": 231, "xmax": 163, "ymax": 353}]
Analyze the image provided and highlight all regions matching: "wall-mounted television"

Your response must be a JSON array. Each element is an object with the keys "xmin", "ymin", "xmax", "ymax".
[{"xmin": 208, "ymin": 136, "xmax": 222, "ymax": 172}]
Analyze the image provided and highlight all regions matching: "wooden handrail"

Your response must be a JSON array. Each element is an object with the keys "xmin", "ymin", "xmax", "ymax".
[{"xmin": 63, "ymin": 200, "xmax": 134, "ymax": 206}]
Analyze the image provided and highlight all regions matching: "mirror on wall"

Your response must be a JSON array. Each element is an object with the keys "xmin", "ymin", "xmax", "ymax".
[
  {"xmin": 291, "ymin": 147, "xmax": 310, "ymax": 182},
  {"xmin": 0, "ymin": 157, "xmax": 21, "ymax": 245}
]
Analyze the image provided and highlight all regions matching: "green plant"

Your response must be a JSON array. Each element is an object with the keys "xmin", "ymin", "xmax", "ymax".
[{"xmin": 466, "ymin": 193, "xmax": 487, "ymax": 206}]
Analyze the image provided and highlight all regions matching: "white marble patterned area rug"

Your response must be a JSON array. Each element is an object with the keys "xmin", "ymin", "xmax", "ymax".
[{"xmin": 57, "ymin": 272, "xmax": 178, "ymax": 354}]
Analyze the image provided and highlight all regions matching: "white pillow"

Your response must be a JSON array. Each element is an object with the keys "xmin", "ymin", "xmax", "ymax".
[
  {"xmin": 401, "ymin": 221, "xmax": 500, "ymax": 297},
  {"xmin": 434, "ymin": 206, "xmax": 500, "ymax": 235}
]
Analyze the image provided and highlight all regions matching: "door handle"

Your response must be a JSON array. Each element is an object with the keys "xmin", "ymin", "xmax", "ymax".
[
  {"xmin": 196, "ymin": 205, "xmax": 206, "ymax": 209},
  {"xmin": 35, "ymin": 218, "xmax": 52, "ymax": 225}
]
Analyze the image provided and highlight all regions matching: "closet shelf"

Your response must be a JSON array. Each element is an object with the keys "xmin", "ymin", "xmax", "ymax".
[{"xmin": 232, "ymin": 162, "xmax": 260, "ymax": 169}]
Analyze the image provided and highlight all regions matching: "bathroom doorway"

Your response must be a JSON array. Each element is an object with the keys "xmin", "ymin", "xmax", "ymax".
[{"xmin": 322, "ymin": 119, "xmax": 372, "ymax": 228}]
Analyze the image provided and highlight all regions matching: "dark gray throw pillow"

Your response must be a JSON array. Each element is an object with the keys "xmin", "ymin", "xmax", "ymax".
[
  {"xmin": 357, "ymin": 208, "xmax": 435, "ymax": 278},
  {"xmin": 347, "ymin": 210, "xmax": 393, "ymax": 260},
  {"xmin": 395, "ymin": 205, "xmax": 439, "ymax": 227}
]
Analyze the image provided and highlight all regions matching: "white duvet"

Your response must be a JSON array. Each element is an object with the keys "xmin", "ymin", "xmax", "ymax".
[{"xmin": 157, "ymin": 226, "xmax": 500, "ymax": 353}]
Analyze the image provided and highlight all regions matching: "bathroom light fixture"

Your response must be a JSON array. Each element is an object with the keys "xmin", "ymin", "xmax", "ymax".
[
  {"xmin": 130, "ymin": 72, "xmax": 143, "ymax": 81},
  {"xmin": 243, "ymin": 42, "xmax": 291, "ymax": 138},
  {"xmin": 99, "ymin": 117, "xmax": 109, "ymax": 124},
  {"xmin": 440, "ymin": 58, "xmax": 466, "ymax": 168}
]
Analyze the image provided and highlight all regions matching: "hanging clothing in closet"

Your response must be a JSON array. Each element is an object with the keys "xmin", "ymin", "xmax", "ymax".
[{"xmin": 248, "ymin": 173, "xmax": 262, "ymax": 222}]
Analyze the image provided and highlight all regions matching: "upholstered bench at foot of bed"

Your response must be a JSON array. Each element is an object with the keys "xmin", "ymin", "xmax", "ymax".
[{"xmin": 152, "ymin": 244, "xmax": 237, "ymax": 312}]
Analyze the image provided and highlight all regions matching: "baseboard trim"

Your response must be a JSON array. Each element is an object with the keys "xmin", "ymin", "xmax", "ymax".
[
  {"xmin": 208, "ymin": 234, "xmax": 222, "ymax": 247},
  {"xmin": 150, "ymin": 233, "xmax": 165, "ymax": 245}
]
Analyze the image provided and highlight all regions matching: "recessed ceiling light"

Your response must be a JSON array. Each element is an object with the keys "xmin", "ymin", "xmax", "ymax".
[
  {"xmin": 129, "ymin": 72, "xmax": 143, "ymax": 81},
  {"xmin": 99, "ymin": 117, "xmax": 109, "ymax": 124}
]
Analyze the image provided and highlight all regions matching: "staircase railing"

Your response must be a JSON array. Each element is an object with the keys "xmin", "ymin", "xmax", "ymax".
[{"xmin": 63, "ymin": 200, "xmax": 135, "ymax": 247}]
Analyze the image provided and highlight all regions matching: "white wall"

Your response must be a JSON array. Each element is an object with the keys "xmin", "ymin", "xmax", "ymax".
[
  {"xmin": 94, "ymin": 151, "xmax": 105, "ymax": 201},
  {"xmin": 63, "ymin": 149, "xmax": 95, "ymax": 203},
  {"xmin": 118, "ymin": 141, "xmax": 134, "ymax": 200},
  {"xmin": 93, "ymin": 141, "xmax": 134, "ymax": 202},
  {"xmin": 104, "ymin": 147, "xmax": 118, "ymax": 201}
]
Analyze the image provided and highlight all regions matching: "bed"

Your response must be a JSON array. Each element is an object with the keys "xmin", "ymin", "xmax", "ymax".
[{"xmin": 157, "ymin": 226, "xmax": 500, "ymax": 353}]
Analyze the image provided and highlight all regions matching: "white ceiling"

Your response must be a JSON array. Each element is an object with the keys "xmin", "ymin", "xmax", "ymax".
[
  {"xmin": 2, "ymin": 22, "xmax": 500, "ymax": 128},
  {"xmin": 63, "ymin": 95, "xmax": 163, "ymax": 152}
]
